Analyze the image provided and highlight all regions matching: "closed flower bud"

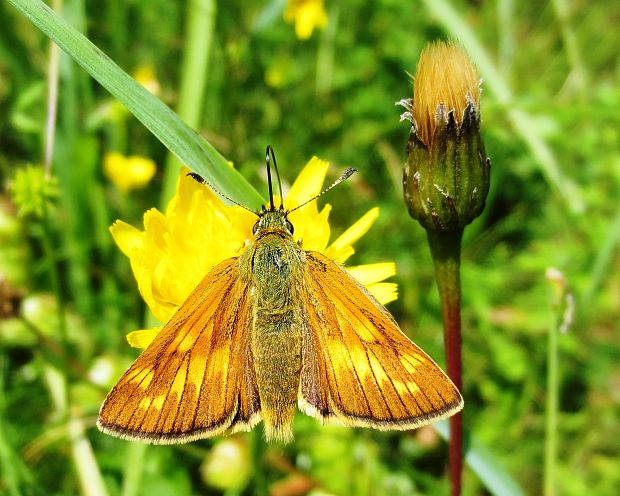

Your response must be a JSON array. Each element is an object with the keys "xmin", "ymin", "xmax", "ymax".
[{"xmin": 401, "ymin": 41, "xmax": 490, "ymax": 232}]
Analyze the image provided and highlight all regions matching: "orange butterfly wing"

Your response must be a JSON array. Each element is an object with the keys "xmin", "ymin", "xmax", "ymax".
[
  {"xmin": 299, "ymin": 251, "xmax": 463, "ymax": 429},
  {"xmin": 97, "ymin": 258, "xmax": 261, "ymax": 444}
]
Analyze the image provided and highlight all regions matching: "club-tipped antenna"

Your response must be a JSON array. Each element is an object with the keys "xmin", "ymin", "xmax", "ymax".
[
  {"xmin": 187, "ymin": 172, "xmax": 257, "ymax": 214},
  {"xmin": 265, "ymin": 145, "xmax": 285, "ymax": 211},
  {"xmin": 288, "ymin": 167, "xmax": 357, "ymax": 214}
]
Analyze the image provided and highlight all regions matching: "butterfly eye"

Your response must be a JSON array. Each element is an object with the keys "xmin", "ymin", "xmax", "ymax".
[
  {"xmin": 285, "ymin": 219, "xmax": 294, "ymax": 234},
  {"xmin": 252, "ymin": 221, "xmax": 260, "ymax": 235}
]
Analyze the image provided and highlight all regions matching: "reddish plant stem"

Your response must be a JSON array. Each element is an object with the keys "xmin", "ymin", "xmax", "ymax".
[{"xmin": 427, "ymin": 229, "xmax": 463, "ymax": 496}]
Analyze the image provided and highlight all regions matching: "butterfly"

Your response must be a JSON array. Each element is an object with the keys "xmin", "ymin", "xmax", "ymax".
[{"xmin": 97, "ymin": 146, "xmax": 463, "ymax": 444}]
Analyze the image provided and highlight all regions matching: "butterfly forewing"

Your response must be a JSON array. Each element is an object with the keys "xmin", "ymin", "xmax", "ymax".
[
  {"xmin": 97, "ymin": 258, "xmax": 261, "ymax": 444},
  {"xmin": 299, "ymin": 251, "xmax": 463, "ymax": 429}
]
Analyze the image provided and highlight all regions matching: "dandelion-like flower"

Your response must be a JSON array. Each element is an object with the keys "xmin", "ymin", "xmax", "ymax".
[
  {"xmin": 104, "ymin": 152, "xmax": 157, "ymax": 193},
  {"xmin": 284, "ymin": 0, "xmax": 328, "ymax": 40},
  {"xmin": 112, "ymin": 157, "xmax": 397, "ymax": 348}
]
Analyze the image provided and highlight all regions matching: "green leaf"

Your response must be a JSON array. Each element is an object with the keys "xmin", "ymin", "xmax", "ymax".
[
  {"xmin": 435, "ymin": 421, "xmax": 526, "ymax": 496},
  {"xmin": 7, "ymin": 0, "xmax": 264, "ymax": 209}
]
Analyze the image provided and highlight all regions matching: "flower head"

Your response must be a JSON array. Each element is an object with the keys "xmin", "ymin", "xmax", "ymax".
[
  {"xmin": 10, "ymin": 165, "xmax": 59, "ymax": 219},
  {"xmin": 401, "ymin": 41, "xmax": 490, "ymax": 232},
  {"xmin": 104, "ymin": 152, "xmax": 157, "ymax": 193},
  {"xmin": 284, "ymin": 0, "xmax": 328, "ymax": 40},
  {"xmin": 113, "ymin": 158, "xmax": 397, "ymax": 348},
  {"xmin": 413, "ymin": 42, "xmax": 480, "ymax": 147}
]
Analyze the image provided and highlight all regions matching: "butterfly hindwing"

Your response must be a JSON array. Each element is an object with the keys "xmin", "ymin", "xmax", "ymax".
[
  {"xmin": 299, "ymin": 251, "xmax": 463, "ymax": 429},
  {"xmin": 97, "ymin": 258, "xmax": 261, "ymax": 444}
]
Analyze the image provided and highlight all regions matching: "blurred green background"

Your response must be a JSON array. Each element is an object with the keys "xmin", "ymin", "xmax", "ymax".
[{"xmin": 1, "ymin": 0, "xmax": 619, "ymax": 495}]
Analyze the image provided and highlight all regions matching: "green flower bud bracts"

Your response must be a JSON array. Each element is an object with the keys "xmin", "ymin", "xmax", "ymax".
[{"xmin": 400, "ymin": 42, "xmax": 490, "ymax": 232}]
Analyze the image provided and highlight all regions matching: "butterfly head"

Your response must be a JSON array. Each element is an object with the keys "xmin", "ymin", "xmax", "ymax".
[
  {"xmin": 249, "ymin": 146, "xmax": 295, "ymax": 237},
  {"xmin": 188, "ymin": 145, "xmax": 356, "ymax": 240},
  {"xmin": 252, "ymin": 208, "xmax": 294, "ymax": 237}
]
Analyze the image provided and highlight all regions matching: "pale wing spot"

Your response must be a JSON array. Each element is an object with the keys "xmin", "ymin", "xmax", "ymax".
[
  {"xmin": 151, "ymin": 394, "xmax": 166, "ymax": 410},
  {"xmin": 329, "ymin": 341, "xmax": 351, "ymax": 371},
  {"xmin": 368, "ymin": 353, "xmax": 390, "ymax": 386},
  {"xmin": 131, "ymin": 368, "xmax": 154, "ymax": 389},
  {"xmin": 177, "ymin": 330, "xmax": 197, "ymax": 353},
  {"xmin": 138, "ymin": 396, "xmax": 153, "ymax": 411},
  {"xmin": 348, "ymin": 345, "xmax": 372, "ymax": 380},
  {"xmin": 393, "ymin": 379, "xmax": 419, "ymax": 396},
  {"xmin": 187, "ymin": 350, "xmax": 208, "ymax": 391},
  {"xmin": 209, "ymin": 346, "xmax": 230, "ymax": 372},
  {"xmin": 355, "ymin": 324, "xmax": 376, "ymax": 342},
  {"xmin": 170, "ymin": 358, "xmax": 188, "ymax": 397},
  {"xmin": 407, "ymin": 381, "xmax": 420, "ymax": 395},
  {"xmin": 172, "ymin": 320, "xmax": 208, "ymax": 353},
  {"xmin": 330, "ymin": 340, "xmax": 373, "ymax": 383},
  {"xmin": 400, "ymin": 354, "xmax": 422, "ymax": 374}
]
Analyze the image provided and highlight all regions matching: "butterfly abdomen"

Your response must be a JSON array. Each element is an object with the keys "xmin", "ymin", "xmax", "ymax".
[{"xmin": 244, "ymin": 234, "xmax": 305, "ymax": 442}]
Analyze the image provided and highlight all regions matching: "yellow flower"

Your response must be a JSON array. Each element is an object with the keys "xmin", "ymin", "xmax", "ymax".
[
  {"xmin": 132, "ymin": 64, "xmax": 161, "ymax": 96},
  {"xmin": 112, "ymin": 158, "xmax": 397, "ymax": 349},
  {"xmin": 284, "ymin": 0, "xmax": 328, "ymax": 40},
  {"xmin": 104, "ymin": 152, "xmax": 157, "ymax": 192}
]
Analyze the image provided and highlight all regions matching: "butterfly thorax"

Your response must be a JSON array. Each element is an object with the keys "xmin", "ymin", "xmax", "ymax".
[{"xmin": 238, "ymin": 209, "xmax": 305, "ymax": 442}]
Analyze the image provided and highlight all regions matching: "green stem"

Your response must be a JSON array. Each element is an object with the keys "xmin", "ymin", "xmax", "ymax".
[
  {"xmin": 39, "ymin": 216, "xmax": 68, "ymax": 369},
  {"xmin": 544, "ymin": 288, "xmax": 560, "ymax": 496},
  {"xmin": 0, "ymin": 356, "xmax": 35, "ymax": 495},
  {"xmin": 550, "ymin": 0, "xmax": 587, "ymax": 96},
  {"xmin": 68, "ymin": 416, "xmax": 109, "ymax": 496},
  {"xmin": 38, "ymin": 208, "xmax": 109, "ymax": 495},
  {"xmin": 43, "ymin": 0, "xmax": 61, "ymax": 175},
  {"xmin": 160, "ymin": 0, "xmax": 217, "ymax": 205},
  {"xmin": 583, "ymin": 206, "xmax": 620, "ymax": 305},
  {"xmin": 427, "ymin": 229, "xmax": 463, "ymax": 496},
  {"xmin": 121, "ymin": 443, "xmax": 148, "ymax": 496},
  {"xmin": 250, "ymin": 430, "xmax": 268, "ymax": 496}
]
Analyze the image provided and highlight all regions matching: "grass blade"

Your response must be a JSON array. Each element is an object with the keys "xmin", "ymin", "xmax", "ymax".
[
  {"xmin": 7, "ymin": 0, "xmax": 264, "ymax": 209},
  {"xmin": 435, "ymin": 421, "xmax": 526, "ymax": 496}
]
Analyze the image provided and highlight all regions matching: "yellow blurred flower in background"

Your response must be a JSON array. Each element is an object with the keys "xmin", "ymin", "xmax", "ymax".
[
  {"xmin": 132, "ymin": 64, "xmax": 161, "ymax": 96},
  {"xmin": 284, "ymin": 0, "xmax": 328, "ymax": 40},
  {"xmin": 103, "ymin": 152, "xmax": 156, "ymax": 193},
  {"xmin": 111, "ymin": 158, "xmax": 397, "ymax": 348}
]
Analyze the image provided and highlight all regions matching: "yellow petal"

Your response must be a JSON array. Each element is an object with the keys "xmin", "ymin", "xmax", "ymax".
[
  {"xmin": 143, "ymin": 208, "xmax": 168, "ymax": 247},
  {"xmin": 285, "ymin": 157, "xmax": 329, "ymax": 210},
  {"xmin": 330, "ymin": 246, "xmax": 354, "ymax": 264},
  {"xmin": 347, "ymin": 263, "xmax": 398, "ymax": 305},
  {"xmin": 346, "ymin": 262, "xmax": 397, "ymax": 286},
  {"xmin": 325, "ymin": 207, "xmax": 379, "ymax": 263},
  {"xmin": 109, "ymin": 220, "xmax": 143, "ymax": 256},
  {"xmin": 291, "ymin": 204, "xmax": 332, "ymax": 252},
  {"xmin": 126, "ymin": 327, "xmax": 162, "ymax": 349},
  {"xmin": 366, "ymin": 282, "xmax": 399, "ymax": 305}
]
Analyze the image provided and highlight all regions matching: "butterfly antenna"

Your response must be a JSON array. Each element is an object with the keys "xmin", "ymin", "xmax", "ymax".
[
  {"xmin": 265, "ymin": 145, "xmax": 285, "ymax": 210},
  {"xmin": 187, "ymin": 172, "xmax": 257, "ymax": 214},
  {"xmin": 287, "ymin": 167, "xmax": 357, "ymax": 214}
]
